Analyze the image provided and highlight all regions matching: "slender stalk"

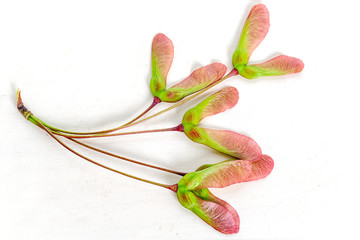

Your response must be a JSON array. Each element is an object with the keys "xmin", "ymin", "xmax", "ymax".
[
  {"xmin": 31, "ymin": 115, "xmax": 185, "ymax": 175},
  {"xmin": 29, "ymin": 118, "xmax": 185, "ymax": 176},
  {"xmin": 42, "ymin": 97, "xmax": 162, "ymax": 135},
  {"xmin": 33, "ymin": 69, "xmax": 238, "ymax": 136},
  {"xmin": 68, "ymin": 138, "xmax": 186, "ymax": 176},
  {"xmin": 31, "ymin": 116, "xmax": 175, "ymax": 191},
  {"xmin": 51, "ymin": 125, "xmax": 182, "ymax": 139},
  {"xmin": 112, "ymin": 96, "xmax": 161, "ymax": 129}
]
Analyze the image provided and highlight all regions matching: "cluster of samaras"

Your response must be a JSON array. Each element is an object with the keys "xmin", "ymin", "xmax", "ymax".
[{"xmin": 18, "ymin": 4, "xmax": 303, "ymax": 234}]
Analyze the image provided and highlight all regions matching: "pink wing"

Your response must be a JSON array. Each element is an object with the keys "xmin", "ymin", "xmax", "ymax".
[
  {"xmin": 160, "ymin": 63, "xmax": 226, "ymax": 102},
  {"xmin": 241, "ymin": 55, "xmax": 304, "ymax": 79},
  {"xmin": 232, "ymin": 4, "xmax": 270, "ymax": 67},
  {"xmin": 193, "ymin": 160, "xmax": 253, "ymax": 189},
  {"xmin": 202, "ymin": 128, "xmax": 262, "ymax": 161},
  {"xmin": 150, "ymin": 33, "xmax": 174, "ymax": 95},
  {"xmin": 185, "ymin": 127, "xmax": 262, "ymax": 162},
  {"xmin": 245, "ymin": 154, "xmax": 274, "ymax": 182},
  {"xmin": 188, "ymin": 155, "xmax": 273, "ymax": 189},
  {"xmin": 182, "ymin": 87, "xmax": 239, "ymax": 125},
  {"xmin": 177, "ymin": 188, "xmax": 240, "ymax": 234}
]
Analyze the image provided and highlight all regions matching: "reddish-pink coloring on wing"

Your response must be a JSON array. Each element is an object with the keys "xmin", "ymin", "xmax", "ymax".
[
  {"xmin": 199, "ymin": 87, "xmax": 239, "ymax": 122},
  {"xmin": 195, "ymin": 160, "xmax": 253, "ymax": 189},
  {"xmin": 152, "ymin": 33, "xmax": 174, "ymax": 83},
  {"xmin": 252, "ymin": 55, "xmax": 304, "ymax": 75},
  {"xmin": 242, "ymin": 4, "xmax": 270, "ymax": 62},
  {"xmin": 202, "ymin": 128, "xmax": 263, "ymax": 162},
  {"xmin": 198, "ymin": 190, "xmax": 240, "ymax": 234},
  {"xmin": 246, "ymin": 154, "xmax": 274, "ymax": 182},
  {"xmin": 169, "ymin": 63, "xmax": 227, "ymax": 90}
]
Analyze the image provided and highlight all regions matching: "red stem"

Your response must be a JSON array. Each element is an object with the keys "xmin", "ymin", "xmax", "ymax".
[
  {"xmin": 54, "ymin": 125, "xmax": 183, "ymax": 139},
  {"xmin": 68, "ymin": 137, "xmax": 186, "ymax": 176},
  {"xmin": 31, "ymin": 116, "xmax": 176, "ymax": 191}
]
